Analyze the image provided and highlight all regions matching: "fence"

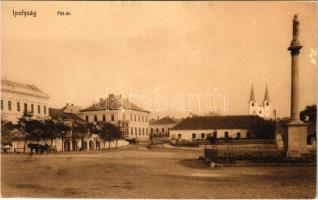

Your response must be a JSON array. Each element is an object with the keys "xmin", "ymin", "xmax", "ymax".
[{"xmin": 204, "ymin": 142, "xmax": 316, "ymax": 162}]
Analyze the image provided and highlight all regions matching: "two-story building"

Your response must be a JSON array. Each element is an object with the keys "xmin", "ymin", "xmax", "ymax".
[
  {"xmin": 1, "ymin": 79, "xmax": 50, "ymax": 124},
  {"xmin": 149, "ymin": 116, "xmax": 179, "ymax": 136},
  {"xmin": 80, "ymin": 94, "xmax": 150, "ymax": 141}
]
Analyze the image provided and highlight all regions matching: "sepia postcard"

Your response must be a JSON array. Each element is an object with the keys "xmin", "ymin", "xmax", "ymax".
[{"xmin": 1, "ymin": 1, "xmax": 317, "ymax": 199}]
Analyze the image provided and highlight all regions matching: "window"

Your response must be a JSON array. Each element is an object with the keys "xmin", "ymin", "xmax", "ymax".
[
  {"xmin": 143, "ymin": 128, "xmax": 144, "ymax": 135},
  {"xmin": 178, "ymin": 134, "xmax": 181, "ymax": 139},
  {"xmin": 146, "ymin": 128, "xmax": 148, "ymax": 135},
  {"xmin": 151, "ymin": 128, "xmax": 153, "ymax": 133},
  {"xmin": 37, "ymin": 105, "xmax": 40, "ymax": 114},
  {"xmin": 142, "ymin": 116, "xmax": 144, "ymax": 122},
  {"xmin": 135, "ymin": 127, "xmax": 137, "ymax": 135},
  {"xmin": 266, "ymin": 102, "xmax": 269, "ymax": 106},
  {"xmin": 131, "ymin": 127, "xmax": 133, "ymax": 135},
  {"xmin": 8, "ymin": 101, "xmax": 11, "ymax": 111},
  {"xmin": 201, "ymin": 133, "xmax": 205, "ymax": 139},
  {"xmin": 145, "ymin": 117, "xmax": 147, "ymax": 122},
  {"xmin": 24, "ymin": 103, "xmax": 27, "ymax": 112},
  {"xmin": 94, "ymin": 115, "xmax": 97, "ymax": 122},
  {"xmin": 251, "ymin": 102, "xmax": 254, "ymax": 106},
  {"xmin": 192, "ymin": 133, "xmax": 196, "ymax": 139},
  {"xmin": 224, "ymin": 132, "xmax": 229, "ymax": 139},
  {"xmin": 43, "ymin": 106, "xmax": 46, "ymax": 114},
  {"xmin": 259, "ymin": 110, "xmax": 262, "ymax": 114},
  {"xmin": 135, "ymin": 115, "xmax": 136, "ymax": 121},
  {"xmin": 237, "ymin": 132, "xmax": 241, "ymax": 139},
  {"xmin": 131, "ymin": 114, "xmax": 133, "ymax": 121},
  {"xmin": 17, "ymin": 102, "xmax": 21, "ymax": 112},
  {"xmin": 247, "ymin": 132, "xmax": 251, "ymax": 139},
  {"xmin": 122, "ymin": 114, "xmax": 126, "ymax": 120},
  {"xmin": 162, "ymin": 128, "xmax": 164, "ymax": 133},
  {"xmin": 139, "ymin": 128, "xmax": 141, "ymax": 135},
  {"xmin": 86, "ymin": 116, "xmax": 89, "ymax": 122},
  {"xmin": 156, "ymin": 128, "xmax": 159, "ymax": 133},
  {"xmin": 103, "ymin": 115, "xmax": 106, "ymax": 121},
  {"xmin": 111, "ymin": 114, "xmax": 114, "ymax": 121},
  {"xmin": 1, "ymin": 100, "xmax": 3, "ymax": 110},
  {"xmin": 138, "ymin": 115, "xmax": 140, "ymax": 122},
  {"xmin": 31, "ymin": 104, "xmax": 34, "ymax": 113},
  {"xmin": 213, "ymin": 131, "xmax": 217, "ymax": 138}
]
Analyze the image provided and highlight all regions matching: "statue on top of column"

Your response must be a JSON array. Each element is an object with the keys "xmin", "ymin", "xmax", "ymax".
[{"xmin": 291, "ymin": 14, "xmax": 300, "ymax": 46}]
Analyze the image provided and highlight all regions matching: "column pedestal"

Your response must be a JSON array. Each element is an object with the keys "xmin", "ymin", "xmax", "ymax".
[{"xmin": 287, "ymin": 122, "xmax": 309, "ymax": 157}]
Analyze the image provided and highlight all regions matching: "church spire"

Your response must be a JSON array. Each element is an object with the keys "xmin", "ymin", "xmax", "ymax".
[
  {"xmin": 264, "ymin": 84, "xmax": 270, "ymax": 101},
  {"xmin": 249, "ymin": 84, "xmax": 256, "ymax": 102}
]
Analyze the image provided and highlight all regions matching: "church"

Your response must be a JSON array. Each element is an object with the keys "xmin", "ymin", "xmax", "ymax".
[{"xmin": 248, "ymin": 85, "xmax": 273, "ymax": 119}]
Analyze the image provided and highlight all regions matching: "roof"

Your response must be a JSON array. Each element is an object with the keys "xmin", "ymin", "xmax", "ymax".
[
  {"xmin": 150, "ymin": 116, "xmax": 177, "ymax": 125},
  {"xmin": 171, "ymin": 115, "xmax": 273, "ymax": 130},
  {"xmin": 61, "ymin": 104, "xmax": 81, "ymax": 113},
  {"xmin": 264, "ymin": 85, "xmax": 270, "ymax": 101},
  {"xmin": 81, "ymin": 96, "xmax": 150, "ymax": 113},
  {"xmin": 1, "ymin": 79, "xmax": 49, "ymax": 99},
  {"xmin": 249, "ymin": 84, "xmax": 256, "ymax": 102},
  {"xmin": 49, "ymin": 108, "xmax": 86, "ymax": 124}
]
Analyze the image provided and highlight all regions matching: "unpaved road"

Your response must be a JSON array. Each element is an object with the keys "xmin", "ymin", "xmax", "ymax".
[{"xmin": 1, "ymin": 145, "xmax": 316, "ymax": 198}]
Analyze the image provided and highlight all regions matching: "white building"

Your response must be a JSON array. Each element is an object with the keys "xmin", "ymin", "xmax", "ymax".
[
  {"xmin": 61, "ymin": 103, "xmax": 81, "ymax": 114},
  {"xmin": 150, "ymin": 116, "xmax": 179, "ymax": 136},
  {"xmin": 170, "ymin": 115, "xmax": 274, "ymax": 141},
  {"xmin": 1, "ymin": 79, "xmax": 49, "ymax": 124},
  {"xmin": 80, "ymin": 94, "xmax": 150, "ymax": 141},
  {"xmin": 248, "ymin": 85, "xmax": 273, "ymax": 119}
]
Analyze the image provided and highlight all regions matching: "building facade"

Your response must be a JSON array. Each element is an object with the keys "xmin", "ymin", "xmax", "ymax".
[
  {"xmin": 80, "ymin": 94, "xmax": 150, "ymax": 141},
  {"xmin": 150, "ymin": 116, "xmax": 178, "ymax": 136},
  {"xmin": 61, "ymin": 103, "xmax": 81, "ymax": 114},
  {"xmin": 170, "ymin": 115, "xmax": 274, "ymax": 141},
  {"xmin": 248, "ymin": 85, "xmax": 273, "ymax": 119},
  {"xmin": 1, "ymin": 79, "xmax": 50, "ymax": 124}
]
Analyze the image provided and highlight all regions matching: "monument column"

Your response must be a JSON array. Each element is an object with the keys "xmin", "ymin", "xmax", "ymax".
[
  {"xmin": 288, "ymin": 14, "xmax": 302, "ymax": 122},
  {"xmin": 286, "ymin": 14, "xmax": 308, "ymax": 156}
]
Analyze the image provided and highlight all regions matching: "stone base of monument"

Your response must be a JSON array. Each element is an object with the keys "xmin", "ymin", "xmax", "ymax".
[{"xmin": 287, "ymin": 122, "xmax": 309, "ymax": 158}]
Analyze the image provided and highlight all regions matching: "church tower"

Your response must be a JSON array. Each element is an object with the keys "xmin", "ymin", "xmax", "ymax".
[
  {"xmin": 248, "ymin": 84, "xmax": 273, "ymax": 119},
  {"xmin": 263, "ymin": 85, "xmax": 271, "ymax": 118},
  {"xmin": 248, "ymin": 84, "xmax": 257, "ymax": 115}
]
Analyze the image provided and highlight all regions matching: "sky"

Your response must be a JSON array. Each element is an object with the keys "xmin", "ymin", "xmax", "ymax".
[{"xmin": 1, "ymin": 1, "xmax": 317, "ymax": 119}]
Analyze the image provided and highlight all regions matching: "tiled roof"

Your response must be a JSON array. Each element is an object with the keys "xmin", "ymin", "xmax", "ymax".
[
  {"xmin": 150, "ymin": 116, "xmax": 177, "ymax": 125},
  {"xmin": 171, "ymin": 115, "xmax": 273, "ymax": 130},
  {"xmin": 49, "ymin": 108, "xmax": 86, "ymax": 124},
  {"xmin": 81, "ymin": 98, "xmax": 150, "ymax": 113},
  {"xmin": 1, "ymin": 79, "xmax": 49, "ymax": 99}
]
